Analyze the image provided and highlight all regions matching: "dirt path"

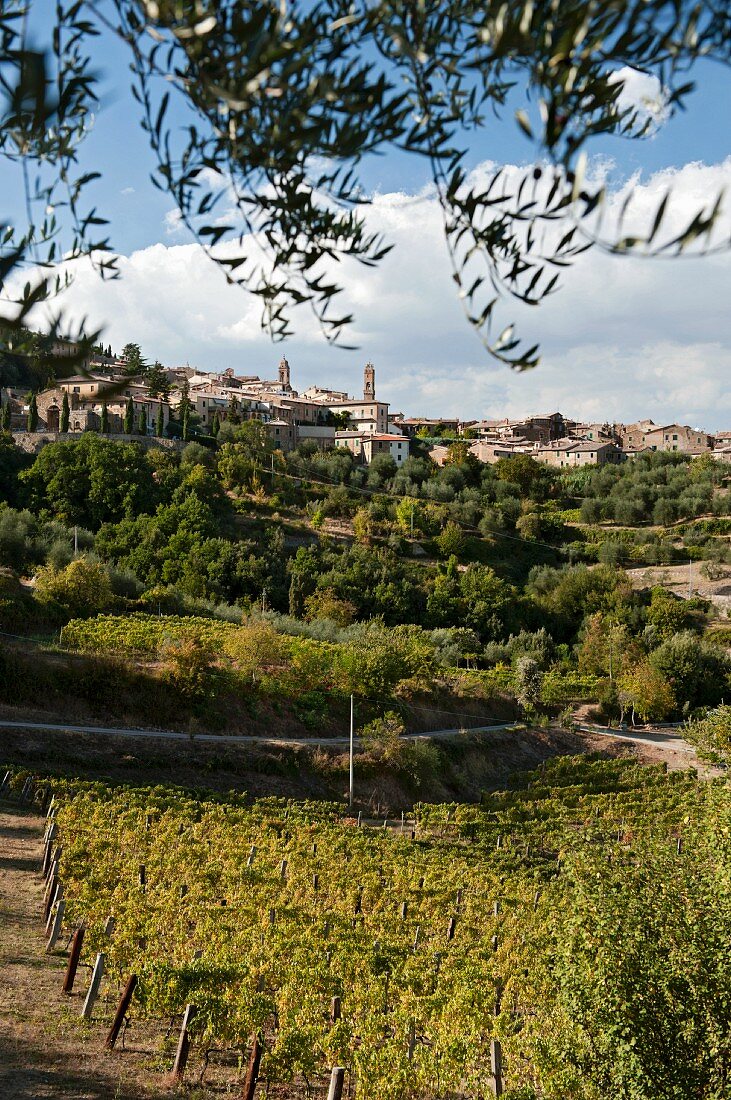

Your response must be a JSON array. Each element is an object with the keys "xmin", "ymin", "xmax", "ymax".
[{"xmin": 0, "ymin": 802, "xmax": 159, "ymax": 1100}]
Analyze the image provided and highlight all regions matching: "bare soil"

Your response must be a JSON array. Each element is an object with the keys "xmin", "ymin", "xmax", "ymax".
[
  {"xmin": 625, "ymin": 563, "xmax": 731, "ymax": 615},
  {"xmin": 0, "ymin": 802, "xmax": 163, "ymax": 1099}
]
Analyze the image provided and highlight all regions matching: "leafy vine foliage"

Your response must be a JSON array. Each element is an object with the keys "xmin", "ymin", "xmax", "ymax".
[
  {"xmin": 1, "ymin": 0, "xmax": 730, "ymax": 368},
  {"xmin": 44, "ymin": 759, "xmax": 731, "ymax": 1098}
]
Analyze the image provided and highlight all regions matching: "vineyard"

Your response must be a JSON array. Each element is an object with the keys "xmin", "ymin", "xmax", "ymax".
[
  {"xmin": 21, "ymin": 756, "xmax": 730, "ymax": 1099},
  {"xmin": 61, "ymin": 613, "xmax": 242, "ymax": 655},
  {"xmin": 59, "ymin": 614, "xmax": 597, "ymax": 710}
]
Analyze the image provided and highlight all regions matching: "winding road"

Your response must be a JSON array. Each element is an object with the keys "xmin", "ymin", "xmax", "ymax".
[{"xmin": 0, "ymin": 716, "xmax": 701, "ymax": 755}]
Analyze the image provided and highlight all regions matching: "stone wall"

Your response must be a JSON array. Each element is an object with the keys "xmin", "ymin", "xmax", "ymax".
[{"xmin": 9, "ymin": 431, "xmax": 185, "ymax": 455}]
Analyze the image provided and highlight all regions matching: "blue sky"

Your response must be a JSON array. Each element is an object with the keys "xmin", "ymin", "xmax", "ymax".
[{"xmin": 5, "ymin": 10, "xmax": 731, "ymax": 428}]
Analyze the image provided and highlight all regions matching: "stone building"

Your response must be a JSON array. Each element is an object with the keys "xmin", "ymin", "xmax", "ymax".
[{"xmin": 534, "ymin": 439, "xmax": 623, "ymax": 468}]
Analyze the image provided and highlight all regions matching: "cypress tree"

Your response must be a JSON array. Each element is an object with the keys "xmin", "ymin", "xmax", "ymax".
[
  {"xmin": 212, "ymin": 411, "xmax": 220, "ymax": 436},
  {"xmin": 60, "ymin": 391, "xmax": 70, "ymax": 433},
  {"xmin": 156, "ymin": 405, "xmax": 164, "ymax": 437},
  {"xmin": 1, "ymin": 400, "xmax": 11, "ymax": 431},
  {"xmin": 124, "ymin": 397, "xmax": 134, "ymax": 434},
  {"xmin": 100, "ymin": 403, "xmax": 109, "ymax": 433},
  {"xmin": 137, "ymin": 408, "xmax": 147, "ymax": 435},
  {"xmin": 182, "ymin": 406, "xmax": 190, "ymax": 442},
  {"xmin": 27, "ymin": 393, "xmax": 38, "ymax": 432}
]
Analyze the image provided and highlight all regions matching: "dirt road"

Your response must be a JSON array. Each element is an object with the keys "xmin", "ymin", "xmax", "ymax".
[{"xmin": 0, "ymin": 802, "xmax": 158, "ymax": 1099}]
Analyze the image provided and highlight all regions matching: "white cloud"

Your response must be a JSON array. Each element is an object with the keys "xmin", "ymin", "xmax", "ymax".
[
  {"xmin": 609, "ymin": 67, "xmax": 670, "ymax": 131},
  {"xmin": 120, "ymin": 186, "xmax": 135, "ymax": 196},
  {"xmin": 23, "ymin": 157, "xmax": 731, "ymax": 431},
  {"xmin": 163, "ymin": 208, "xmax": 184, "ymax": 236}
]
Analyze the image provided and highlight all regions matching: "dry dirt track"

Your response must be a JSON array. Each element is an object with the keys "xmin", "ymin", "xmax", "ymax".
[{"xmin": 0, "ymin": 803, "xmax": 162, "ymax": 1099}]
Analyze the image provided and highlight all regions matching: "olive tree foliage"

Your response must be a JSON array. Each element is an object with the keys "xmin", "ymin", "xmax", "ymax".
[{"xmin": 1, "ymin": 0, "xmax": 730, "ymax": 371}]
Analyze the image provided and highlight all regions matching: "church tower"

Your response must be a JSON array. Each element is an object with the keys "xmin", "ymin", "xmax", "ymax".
[
  {"xmin": 363, "ymin": 361, "xmax": 375, "ymax": 401},
  {"xmin": 278, "ymin": 356, "xmax": 291, "ymax": 391}
]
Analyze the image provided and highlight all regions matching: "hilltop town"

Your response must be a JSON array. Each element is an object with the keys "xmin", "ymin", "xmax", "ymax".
[{"xmin": 1, "ymin": 339, "xmax": 730, "ymax": 468}]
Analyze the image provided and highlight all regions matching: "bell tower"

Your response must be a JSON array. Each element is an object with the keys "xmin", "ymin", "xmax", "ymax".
[
  {"xmin": 363, "ymin": 361, "xmax": 375, "ymax": 401},
  {"xmin": 278, "ymin": 356, "xmax": 291, "ymax": 391}
]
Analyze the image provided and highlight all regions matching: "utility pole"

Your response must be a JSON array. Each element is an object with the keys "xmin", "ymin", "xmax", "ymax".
[
  {"xmin": 73, "ymin": 526, "xmax": 78, "ymax": 556},
  {"xmin": 688, "ymin": 558, "xmax": 692, "ymax": 600},
  {"xmin": 261, "ymin": 587, "xmax": 267, "ymax": 614},
  {"xmin": 410, "ymin": 504, "xmax": 414, "ymax": 538},
  {"xmin": 348, "ymin": 694, "xmax": 354, "ymax": 809}
]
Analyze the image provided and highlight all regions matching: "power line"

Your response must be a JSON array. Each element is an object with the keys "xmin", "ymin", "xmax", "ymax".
[{"xmin": 358, "ymin": 693, "xmax": 516, "ymax": 728}]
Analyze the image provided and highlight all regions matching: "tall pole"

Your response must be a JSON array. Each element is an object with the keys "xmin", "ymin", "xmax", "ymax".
[
  {"xmin": 73, "ymin": 525, "xmax": 78, "ymax": 555},
  {"xmin": 349, "ymin": 694, "xmax": 354, "ymax": 809},
  {"xmin": 688, "ymin": 558, "xmax": 692, "ymax": 600}
]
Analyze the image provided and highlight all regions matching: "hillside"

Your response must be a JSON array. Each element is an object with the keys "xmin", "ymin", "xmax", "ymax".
[
  {"xmin": 0, "ymin": 431, "xmax": 729, "ymax": 741},
  {"xmin": 2, "ymin": 754, "xmax": 729, "ymax": 1099}
]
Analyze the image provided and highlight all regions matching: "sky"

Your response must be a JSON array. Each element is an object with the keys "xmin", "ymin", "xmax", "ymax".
[{"xmin": 5, "ymin": 9, "xmax": 731, "ymax": 429}]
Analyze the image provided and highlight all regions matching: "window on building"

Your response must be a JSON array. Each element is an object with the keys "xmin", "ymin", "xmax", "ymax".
[
  {"xmin": 673, "ymin": 434, "xmax": 678, "ymax": 440},
  {"xmin": 72, "ymin": 386, "xmax": 80, "ymax": 393}
]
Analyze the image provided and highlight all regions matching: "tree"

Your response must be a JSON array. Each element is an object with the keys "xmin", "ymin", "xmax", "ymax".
[
  {"xmin": 177, "ymin": 378, "xmax": 192, "ymax": 418},
  {"xmin": 19, "ymin": 434, "xmax": 157, "ymax": 528},
  {"xmin": 649, "ymin": 632, "xmax": 730, "ymax": 711},
  {"xmin": 617, "ymin": 661, "xmax": 675, "ymax": 724},
  {"xmin": 211, "ymin": 411, "xmax": 221, "ymax": 437},
  {"xmin": 685, "ymin": 704, "xmax": 731, "ymax": 765},
  {"xmin": 495, "ymin": 455, "xmax": 556, "ymax": 501},
  {"xmin": 646, "ymin": 586, "xmax": 700, "ymax": 643},
  {"xmin": 155, "ymin": 405, "xmax": 165, "ymax": 437},
  {"xmin": 515, "ymin": 655, "xmax": 543, "ymax": 713},
  {"xmin": 578, "ymin": 614, "xmax": 640, "ymax": 680},
  {"xmin": 121, "ymin": 343, "xmax": 146, "ymax": 378},
  {"xmin": 435, "ymin": 521, "xmax": 466, "ymax": 560},
  {"xmin": 100, "ymin": 404, "xmax": 110, "ymax": 434},
  {"xmin": 34, "ymin": 557, "xmax": 113, "ymax": 618},
  {"xmin": 304, "ymin": 588, "xmax": 357, "ymax": 627},
  {"xmin": 182, "ymin": 406, "xmax": 190, "ymax": 442},
  {"xmin": 328, "ymin": 411, "xmax": 351, "ymax": 431},
  {"xmin": 395, "ymin": 497, "xmax": 424, "ymax": 536},
  {"xmin": 516, "ymin": 511, "xmax": 542, "ymax": 541},
  {"xmin": 1, "ymin": 4, "xmax": 727, "ymax": 374},
  {"xmin": 445, "ymin": 440, "xmax": 471, "ymax": 466},
  {"xmin": 162, "ymin": 631, "xmax": 215, "ymax": 701},
  {"xmin": 223, "ymin": 621, "xmax": 286, "ymax": 686},
  {"xmin": 123, "ymin": 398, "xmax": 134, "ymax": 435},
  {"xmin": 359, "ymin": 711, "xmax": 406, "ymax": 763},
  {"xmin": 352, "ymin": 508, "xmax": 374, "ymax": 546},
  {"xmin": 1, "ymin": 400, "xmax": 11, "ymax": 431},
  {"xmin": 146, "ymin": 360, "xmax": 170, "ymax": 400},
  {"xmin": 60, "ymin": 392, "xmax": 70, "ymax": 433},
  {"xmin": 137, "ymin": 408, "xmax": 147, "ymax": 435},
  {"xmin": 26, "ymin": 394, "xmax": 38, "ymax": 432}
]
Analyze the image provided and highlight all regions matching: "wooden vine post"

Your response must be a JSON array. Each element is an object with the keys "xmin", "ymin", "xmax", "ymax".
[
  {"xmin": 62, "ymin": 924, "xmax": 86, "ymax": 993},
  {"xmin": 81, "ymin": 953, "xmax": 105, "ymax": 1019},
  {"xmin": 490, "ymin": 1038, "xmax": 503, "ymax": 1097},
  {"xmin": 170, "ymin": 1003, "xmax": 197, "ymax": 1082},
  {"xmin": 241, "ymin": 1033, "xmax": 262, "ymax": 1100},
  {"xmin": 106, "ymin": 974, "xmax": 138, "ymax": 1049},
  {"xmin": 327, "ymin": 1066, "xmax": 346, "ymax": 1100},
  {"xmin": 46, "ymin": 899, "xmax": 66, "ymax": 952}
]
